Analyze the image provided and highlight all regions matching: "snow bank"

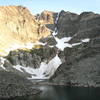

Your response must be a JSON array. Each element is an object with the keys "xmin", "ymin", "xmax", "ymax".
[
  {"xmin": 13, "ymin": 54, "xmax": 62, "ymax": 79},
  {"xmin": 0, "ymin": 57, "xmax": 6, "ymax": 70}
]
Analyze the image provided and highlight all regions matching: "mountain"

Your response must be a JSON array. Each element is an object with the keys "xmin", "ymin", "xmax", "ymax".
[
  {"xmin": 0, "ymin": 6, "xmax": 100, "ymax": 97},
  {"xmin": 51, "ymin": 11, "xmax": 100, "ymax": 87},
  {"xmin": 36, "ymin": 10, "xmax": 56, "ymax": 24},
  {"xmin": 0, "ymin": 6, "xmax": 51, "ymax": 56}
]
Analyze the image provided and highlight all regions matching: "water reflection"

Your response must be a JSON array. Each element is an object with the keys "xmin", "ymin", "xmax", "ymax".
[{"xmin": 5, "ymin": 85, "xmax": 100, "ymax": 100}]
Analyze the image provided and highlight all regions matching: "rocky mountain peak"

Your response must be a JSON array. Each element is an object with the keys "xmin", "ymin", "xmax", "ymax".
[
  {"xmin": 35, "ymin": 10, "xmax": 56, "ymax": 24},
  {"xmin": 0, "ymin": 6, "xmax": 100, "ymax": 88},
  {"xmin": 79, "ymin": 11, "xmax": 100, "ymax": 21},
  {"xmin": 0, "ymin": 6, "xmax": 52, "ymax": 56}
]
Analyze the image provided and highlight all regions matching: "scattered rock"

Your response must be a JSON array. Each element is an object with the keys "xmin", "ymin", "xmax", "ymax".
[{"xmin": 0, "ymin": 71, "xmax": 40, "ymax": 99}]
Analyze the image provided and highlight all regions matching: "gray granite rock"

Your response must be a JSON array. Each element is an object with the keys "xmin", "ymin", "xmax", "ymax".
[
  {"xmin": 51, "ymin": 36, "xmax": 100, "ymax": 87},
  {"xmin": 56, "ymin": 11, "xmax": 100, "ymax": 41},
  {"xmin": 0, "ymin": 71, "xmax": 40, "ymax": 99}
]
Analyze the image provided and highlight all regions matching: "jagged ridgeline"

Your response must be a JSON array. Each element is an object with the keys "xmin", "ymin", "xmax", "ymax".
[
  {"xmin": 0, "ymin": 6, "xmax": 53, "ymax": 56},
  {"xmin": 0, "ymin": 5, "xmax": 100, "ymax": 88}
]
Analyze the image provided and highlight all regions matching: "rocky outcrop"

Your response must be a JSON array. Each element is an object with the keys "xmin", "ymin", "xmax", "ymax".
[
  {"xmin": 35, "ymin": 10, "xmax": 58, "ymax": 31},
  {"xmin": 6, "ymin": 46, "xmax": 57, "ymax": 68},
  {"xmin": 0, "ymin": 7, "xmax": 100, "ymax": 88},
  {"xmin": 57, "ymin": 11, "xmax": 100, "ymax": 39},
  {"xmin": 51, "ymin": 11, "xmax": 100, "ymax": 87},
  {"xmin": 0, "ymin": 6, "xmax": 51, "ymax": 56},
  {"xmin": 36, "ymin": 10, "xmax": 56, "ymax": 24},
  {"xmin": 51, "ymin": 37, "xmax": 100, "ymax": 87},
  {"xmin": 40, "ymin": 36, "xmax": 57, "ymax": 45},
  {"xmin": 0, "ymin": 71, "xmax": 40, "ymax": 98},
  {"xmin": 0, "ymin": 46, "xmax": 58, "ymax": 79}
]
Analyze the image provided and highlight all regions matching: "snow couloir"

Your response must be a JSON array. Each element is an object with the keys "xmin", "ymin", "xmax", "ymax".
[{"xmin": 13, "ymin": 54, "xmax": 62, "ymax": 79}]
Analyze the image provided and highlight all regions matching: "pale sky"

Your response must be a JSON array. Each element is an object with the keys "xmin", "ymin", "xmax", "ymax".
[{"xmin": 0, "ymin": 0, "xmax": 100, "ymax": 14}]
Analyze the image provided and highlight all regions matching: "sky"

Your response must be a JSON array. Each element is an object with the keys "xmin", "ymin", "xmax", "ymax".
[{"xmin": 0, "ymin": 0, "xmax": 100, "ymax": 14}]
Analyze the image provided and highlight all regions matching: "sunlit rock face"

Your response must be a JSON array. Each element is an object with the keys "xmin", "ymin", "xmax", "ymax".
[
  {"xmin": 35, "ymin": 10, "xmax": 58, "ymax": 31},
  {"xmin": 0, "ymin": 6, "xmax": 51, "ymax": 56},
  {"xmin": 36, "ymin": 10, "xmax": 55, "ymax": 24},
  {"xmin": 0, "ymin": 7, "xmax": 100, "ymax": 87}
]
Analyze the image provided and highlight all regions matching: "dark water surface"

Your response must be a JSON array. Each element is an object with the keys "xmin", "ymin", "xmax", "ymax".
[{"xmin": 5, "ymin": 85, "xmax": 100, "ymax": 100}]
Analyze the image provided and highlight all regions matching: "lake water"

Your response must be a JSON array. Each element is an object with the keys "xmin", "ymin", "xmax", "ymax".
[{"xmin": 6, "ymin": 85, "xmax": 100, "ymax": 100}]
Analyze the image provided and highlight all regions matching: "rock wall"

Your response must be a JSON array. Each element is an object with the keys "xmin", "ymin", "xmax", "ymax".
[
  {"xmin": 35, "ymin": 10, "xmax": 57, "ymax": 31},
  {"xmin": 0, "ymin": 6, "xmax": 100, "ymax": 87},
  {"xmin": 0, "ymin": 6, "xmax": 51, "ymax": 56},
  {"xmin": 56, "ymin": 11, "xmax": 100, "ymax": 39},
  {"xmin": 51, "ymin": 11, "xmax": 100, "ymax": 87}
]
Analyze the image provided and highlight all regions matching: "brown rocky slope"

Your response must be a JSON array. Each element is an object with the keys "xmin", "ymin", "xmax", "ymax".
[{"xmin": 0, "ymin": 6, "xmax": 52, "ymax": 56}]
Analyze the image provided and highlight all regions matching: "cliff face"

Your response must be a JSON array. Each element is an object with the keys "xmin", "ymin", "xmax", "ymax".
[
  {"xmin": 0, "ymin": 6, "xmax": 100, "ymax": 87},
  {"xmin": 35, "ymin": 10, "xmax": 57, "ymax": 31},
  {"xmin": 0, "ymin": 6, "xmax": 51, "ymax": 56},
  {"xmin": 36, "ymin": 10, "xmax": 56, "ymax": 24},
  {"xmin": 51, "ymin": 11, "xmax": 100, "ymax": 87},
  {"xmin": 56, "ymin": 11, "xmax": 100, "ymax": 38}
]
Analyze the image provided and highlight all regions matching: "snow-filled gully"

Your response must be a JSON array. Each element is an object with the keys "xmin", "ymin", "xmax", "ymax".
[{"xmin": 13, "ymin": 54, "xmax": 62, "ymax": 79}]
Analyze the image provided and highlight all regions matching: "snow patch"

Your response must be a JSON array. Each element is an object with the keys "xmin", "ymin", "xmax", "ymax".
[
  {"xmin": 81, "ymin": 38, "xmax": 90, "ymax": 43},
  {"xmin": 52, "ymin": 31, "xmax": 58, "ymax": 36},
  {"xmin": 13, "ymin": 65, "xmax": 24, "ymax": 72},
  {"xmin": 54, "ymin": 37, "xmax": 90, "ymax": 50},
  {"xmin": 55, "ymin": 12, "xmax": 60, "ymax": 24},
  {"xmin": 72, "ymin": 38, "xmax": 90, "ymax": 46},
  {"xmin": 55, "ymin": 37, "xmax": 72, "ymax": 51},
  {"xmin": 49, "ymin": 45, "xmax": 54, "ymax": 48},
  {"xmin": 13, "ymin": 55, "xmax": 62, "ymax": 79},
  {"xmin": 0, "ymin": 57, "xmax": 6, "ymax": 70},
  {"xmin": 72, "ymin": 42, "xmax": 82, "ymax": 46},
  {"xmin": 52, "ymin": 12, "xmax": 60, "ymax": 36}
]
